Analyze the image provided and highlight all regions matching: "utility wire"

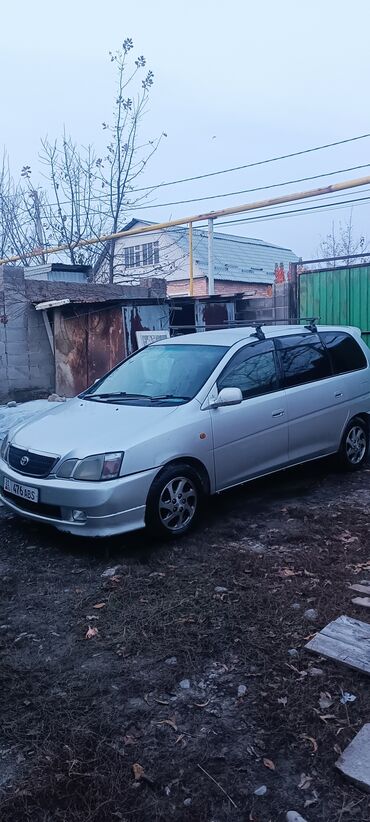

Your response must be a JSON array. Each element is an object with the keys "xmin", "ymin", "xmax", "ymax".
[
  {"xmin": 214, "ymin": 194, "xmax": 370, "ymax": 228},
  {"xmin": 9, "ymin": 133, "xmax": 370, "ymax": 214},
  {"xmin": 131, "ymin": 162, "xmax": 370, "ymax": 210},
  {"xmin": 132, "ymin": 131, "xmax": 370, "ymax": 192}
]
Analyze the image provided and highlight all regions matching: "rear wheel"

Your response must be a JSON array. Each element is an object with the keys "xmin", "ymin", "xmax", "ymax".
[
  {"xmin": 339, "ymin": 417, "xmax": 369, "ymax": 471},
  {"xmin": 145, "ymin": 463, "xmax": 204, "ymax": 538}
]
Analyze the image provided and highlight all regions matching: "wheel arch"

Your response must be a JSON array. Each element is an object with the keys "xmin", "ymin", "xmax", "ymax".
[{"xmin": 153, "ymin": 457, "xmax": 211, "ymax": 495}]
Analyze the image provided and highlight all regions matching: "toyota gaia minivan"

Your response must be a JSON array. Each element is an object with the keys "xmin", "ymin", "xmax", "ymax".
[{"xmin": 1, "ymin": 324, "xmax": 369, "ymax": 538}]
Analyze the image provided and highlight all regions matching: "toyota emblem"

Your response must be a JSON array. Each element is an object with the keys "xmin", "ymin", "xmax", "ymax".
[{"xmin": 20, "ymin": 455, "xmax": 29, "ymax": 467}]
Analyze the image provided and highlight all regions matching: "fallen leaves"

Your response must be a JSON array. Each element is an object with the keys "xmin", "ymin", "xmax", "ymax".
[
  {"xmin": 318, "ymin": 691, "xmax": 333, "ymax": 711},
  {"xmin": 132, "ymin": 763, "xmax": 145, "ymax": 781},
  {"xmin": 301, "ymin": 734, "xmax": 318, "ymax": 754},
  {"xmin": 157, "ymin": 717, "xmax": 177, "ymax": 732},
  {"xmin": 263, "ymin": 757, "xmax": 276, "ymax": 771},
  {"xmin": 278, "ymin": 568, "xmax": 297, "ymax": 578},
  {"xmin": 298, "ymin": 772, "xmax": 313, "ymax": 790},
  {"xmin": 85, "ymin": 626, "xmax": 99, "ymax": 639}
]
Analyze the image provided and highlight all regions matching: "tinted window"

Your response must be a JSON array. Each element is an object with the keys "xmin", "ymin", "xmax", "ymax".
[
  {"xmin": 275, "ymin": 333, "xmax": 331, "ymax": 388},
  {"xmin": 218, "ymin": 341, "xmax": 278, "ymax": 399},
  {"xmin": 320, "ymin": 331, "xmax": 367, "ymax": 374}
]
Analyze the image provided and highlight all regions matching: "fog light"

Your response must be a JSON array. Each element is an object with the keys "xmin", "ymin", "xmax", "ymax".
[{"xmin": 72, "ymin": 509, "xmax": 87, "ymax": 522}]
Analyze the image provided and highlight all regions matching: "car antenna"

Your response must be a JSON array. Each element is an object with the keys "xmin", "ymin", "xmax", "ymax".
[{"xmin": 250, "ymin": 324, "xmax": 265, "ymax": 341}]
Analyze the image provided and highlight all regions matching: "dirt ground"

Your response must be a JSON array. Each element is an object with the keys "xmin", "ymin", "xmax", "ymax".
[{"xmin": 1, "ymin": 460, "xmax": 370, "ymax": 822}]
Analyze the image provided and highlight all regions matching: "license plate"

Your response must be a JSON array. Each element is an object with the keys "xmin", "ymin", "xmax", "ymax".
[{"xmin": 4, "ymin": 477, "xmax": 39, "ymax": 503}]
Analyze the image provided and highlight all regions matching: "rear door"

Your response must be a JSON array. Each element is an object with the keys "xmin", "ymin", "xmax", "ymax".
[
  {"xmin": 210, "ymin": 340, "xmax": 289, "ymax": 489},
  {"xmin": 274, "ymin": 332, "xmax": 346, "ymax": 463},
  {"xmin": 320, "ymin": 330, "xmax": 370, "ymax": 432}
]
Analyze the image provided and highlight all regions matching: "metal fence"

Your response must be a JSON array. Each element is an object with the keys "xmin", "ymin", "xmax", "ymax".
[{"xmin": 299, "ymin": 258, "xmax": 370, "ymax": 348}]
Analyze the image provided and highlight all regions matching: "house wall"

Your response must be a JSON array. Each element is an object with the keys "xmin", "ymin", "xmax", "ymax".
[
  {"xmin": 167, "ymin": 277, "xmax": 273, "ymax": 298},
  {"xmin": 0, "ymin": 267, "xmax": 55, "ymax": 402},
  {"xmin": 100, "ymin": 227, "xmax": 204, "ymax": 285}
]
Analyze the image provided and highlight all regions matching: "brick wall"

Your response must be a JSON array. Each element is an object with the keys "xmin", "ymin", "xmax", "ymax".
[{"xmin": 167, "ymin": 277, "xmax": 272, "ymax": 298}]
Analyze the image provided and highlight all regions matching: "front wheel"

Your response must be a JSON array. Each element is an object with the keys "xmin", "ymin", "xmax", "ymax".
[
  {"xmin": 145, "ymin": 463, "xmax": 204, "ymax": 538},
  {"xmin": 339, "ymin": 417, "xmax": 369, "ymax": 471}
]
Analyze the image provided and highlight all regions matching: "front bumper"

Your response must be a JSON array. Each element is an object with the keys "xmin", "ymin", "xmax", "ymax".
[{"xmin": 0, "ymin": 458, "xmax": 158, "ymax": 537}]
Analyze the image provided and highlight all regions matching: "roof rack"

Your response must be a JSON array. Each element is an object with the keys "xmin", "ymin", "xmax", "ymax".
[
  {"xmin": 250, "ymin": 324, "xmax": 266, "ymax": 341},
  {"xmin": 248, "ymin": 317, "xmax": 319, "ymax": 340}
]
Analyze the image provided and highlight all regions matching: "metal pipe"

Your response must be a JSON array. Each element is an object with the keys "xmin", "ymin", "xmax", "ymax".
[
  {"xmin": 2, "ymin": 174, "xmax": 370, "ymax": 265},
  {"xmin": 189, "ymin": 222, "xmax": 194, "ymax": 296},
  {"xmin": 297, "ymin": 250, "xmax": 370, "ymax": 265},
  {"xmin": 207, "ymin": 218, "xmax": 214, "ymax": 296}
]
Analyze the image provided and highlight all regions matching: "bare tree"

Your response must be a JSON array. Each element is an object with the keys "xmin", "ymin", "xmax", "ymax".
[
  {"xmin": 318, "ymin": 213, "xmax": 367, "ymax": 267},
  {"xmin": 33, "ymin": 38, "xmax": 165, "ymax": 278},
  {"xmin": 0, "ymin": 155, "xmax": 48, "ymax": 266},
  {"xmin": 96, "ymin": 38, "xmax": 164, "ymax": 282},
  {"xmin": 39, "ymin": 135, "xmax": 106, "ymax": 266}
]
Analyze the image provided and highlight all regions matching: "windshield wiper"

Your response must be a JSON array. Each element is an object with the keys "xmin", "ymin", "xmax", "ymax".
[
  {"xmin": 149, "ymin": 394, "xmax": 191, "ymax": 402},
  {"xmin": 86, "ymin": 392, "xmax": 152, "ymax": 401}
]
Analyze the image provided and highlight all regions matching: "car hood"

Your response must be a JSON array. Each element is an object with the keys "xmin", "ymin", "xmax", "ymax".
[{"xmin": 11, "ymin": 397, "xmax": 180, "ymax": 459}]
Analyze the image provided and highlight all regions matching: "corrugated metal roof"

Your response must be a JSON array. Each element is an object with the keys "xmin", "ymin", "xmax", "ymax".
[
  {"xmin": 24, "ymin": 263, "xmax": 90, "ymax": 283},
  {"xmin": 169, "ymin": 226, "xmax": 298, "ymax": 283}
]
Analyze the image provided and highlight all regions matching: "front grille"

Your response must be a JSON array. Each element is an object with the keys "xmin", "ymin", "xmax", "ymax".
[
  {"xmin": 2, "ymin": 490, "xmax": 62, "ymax": 519},
  {"xmin": 8, "ymin": 445, "xmax": 58, "ymax": 478}
]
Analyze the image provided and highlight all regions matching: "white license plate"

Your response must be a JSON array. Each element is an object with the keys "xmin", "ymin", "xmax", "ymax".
[{"xmin": 4, "ymin": 477, "xmax": 39, "ymax": 503}]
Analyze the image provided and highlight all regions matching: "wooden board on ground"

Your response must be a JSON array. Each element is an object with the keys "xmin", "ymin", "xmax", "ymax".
[
  {"xmin": 305, "ymin": 615, "xmax": 370, "ymax": 675},
  {"xmin": 336, "ymin": 723, "xmax": 370, "ymax": 792},
  {"xmin": 350, "ymin": 584, "xmax": 370, "ymax": 596},
  {"xmin": 352, "ymin": 597, "xmax": 370, "ymax": 609}
]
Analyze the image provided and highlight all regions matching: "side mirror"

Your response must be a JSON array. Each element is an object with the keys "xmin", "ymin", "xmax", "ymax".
[{"xmin": 210, "ymin": 387, "xmax": 243, "ymax": 408}]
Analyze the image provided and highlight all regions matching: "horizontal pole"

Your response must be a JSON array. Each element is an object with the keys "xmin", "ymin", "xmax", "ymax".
[
  {"xmin": 299, "ymin": 250, "xmax": 370, "ymax": 265},
  {"xmin": 1, "ymin": 174, "xmax": 370, "ymax": 266}
]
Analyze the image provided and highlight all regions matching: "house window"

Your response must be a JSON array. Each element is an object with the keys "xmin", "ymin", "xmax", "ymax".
[
  {"xmin": 124, "ymin": 246, "xmax": 136, "ymax": 268},
  {"xmin": 142, "ymin": 241, "xmax": 160, "ymax": 266},
  {"xmin": 124, "ymin": 241, "xmax": 159, "ymax": 268}
]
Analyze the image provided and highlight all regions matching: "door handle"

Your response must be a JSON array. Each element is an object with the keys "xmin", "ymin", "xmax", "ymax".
[
  {"xmin": 272, "ymin": 409, "xmax": 285, "ymax": 417},
  {"xmin": 334, "ymin": 392, "xmax": 343, "ymax": 398}
]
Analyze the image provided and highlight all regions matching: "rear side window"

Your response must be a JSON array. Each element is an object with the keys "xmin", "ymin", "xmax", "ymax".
[
  {"xmin": 320, "ymin": 331, "xmax": 367, "ymax": 374},
  {"xmin": 275, "ymin": 333, "xmax": 332, "ymax": 388}
]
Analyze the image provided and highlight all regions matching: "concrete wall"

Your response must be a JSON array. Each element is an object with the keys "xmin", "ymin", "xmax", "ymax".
[
  {"xmin": 236, "ymin": 282, "xmax": 297, "ymax": 325},
  {"xmin": 0, "ymin": 266, "xmax": 55, "ymax": 402}
]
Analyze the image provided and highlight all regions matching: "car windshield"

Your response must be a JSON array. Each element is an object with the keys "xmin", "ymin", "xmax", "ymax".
[{"xmin": 84, "ymin": 343, "xmax": 228, "ymax": 404}]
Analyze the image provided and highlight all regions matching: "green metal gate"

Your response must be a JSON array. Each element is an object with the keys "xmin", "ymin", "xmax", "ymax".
[{"xmin": 299, "ymin": 264, "xmax": 370, "ymax": 349}]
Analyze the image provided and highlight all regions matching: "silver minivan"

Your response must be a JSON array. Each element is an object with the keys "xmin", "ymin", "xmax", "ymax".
[{"xmin": 1, "ymin": 324, "xmax": 369, "ymax": 538}]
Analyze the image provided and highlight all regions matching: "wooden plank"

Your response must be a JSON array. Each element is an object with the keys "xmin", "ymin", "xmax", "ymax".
[
  {"xmin": 320, "ymin": 615, "xmax": 370, "ymax": 645},
  {"xmin": 336, "ymin": 723, "xmax": 370, "ymax": 792},
  {"xmin": 352, "ymin": 597, "xmax": 370, "ymax": 609},
  {"xmin": 350, "ymin": 584, "xmax": 370, "ymax": 596},
  {"xmin": 305, "ymin": 615, "xmax": 370, "ymax": 675}
]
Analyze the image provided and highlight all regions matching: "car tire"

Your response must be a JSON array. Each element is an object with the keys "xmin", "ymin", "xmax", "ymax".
[
  {"xmin": 338, "ymin": 416, "xmax": 369, "ymax": 471},
  {"xmin": 145, "ymin": 462, "xmax": 204, "ymax": 538}
]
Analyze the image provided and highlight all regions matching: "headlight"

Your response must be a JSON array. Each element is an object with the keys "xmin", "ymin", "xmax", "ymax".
[
  {"xmin": 56, "ymin": 452, "xmax": 124, "ymax": 481},
  {"xmin": 0, "ymin": 434, "xmax": 9, "ymax": 461}
]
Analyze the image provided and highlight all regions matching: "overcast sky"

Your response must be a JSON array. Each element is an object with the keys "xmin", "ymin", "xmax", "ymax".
[{"xmin": 2, "ymin": 0, "xmax": 370, "ymax": 258}]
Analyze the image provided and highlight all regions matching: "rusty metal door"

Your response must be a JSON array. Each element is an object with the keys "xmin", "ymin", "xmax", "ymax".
[
  {"xmin": 87, "ymin": 306, "xmax": 125, "ymax": 385},
  {"xmin": 54, "ymin": 309, "xmax": 88, "ymax": 397},
  {"xmin": 54, "ymin": 305, "xmax": 125, "ymax": 397}
]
